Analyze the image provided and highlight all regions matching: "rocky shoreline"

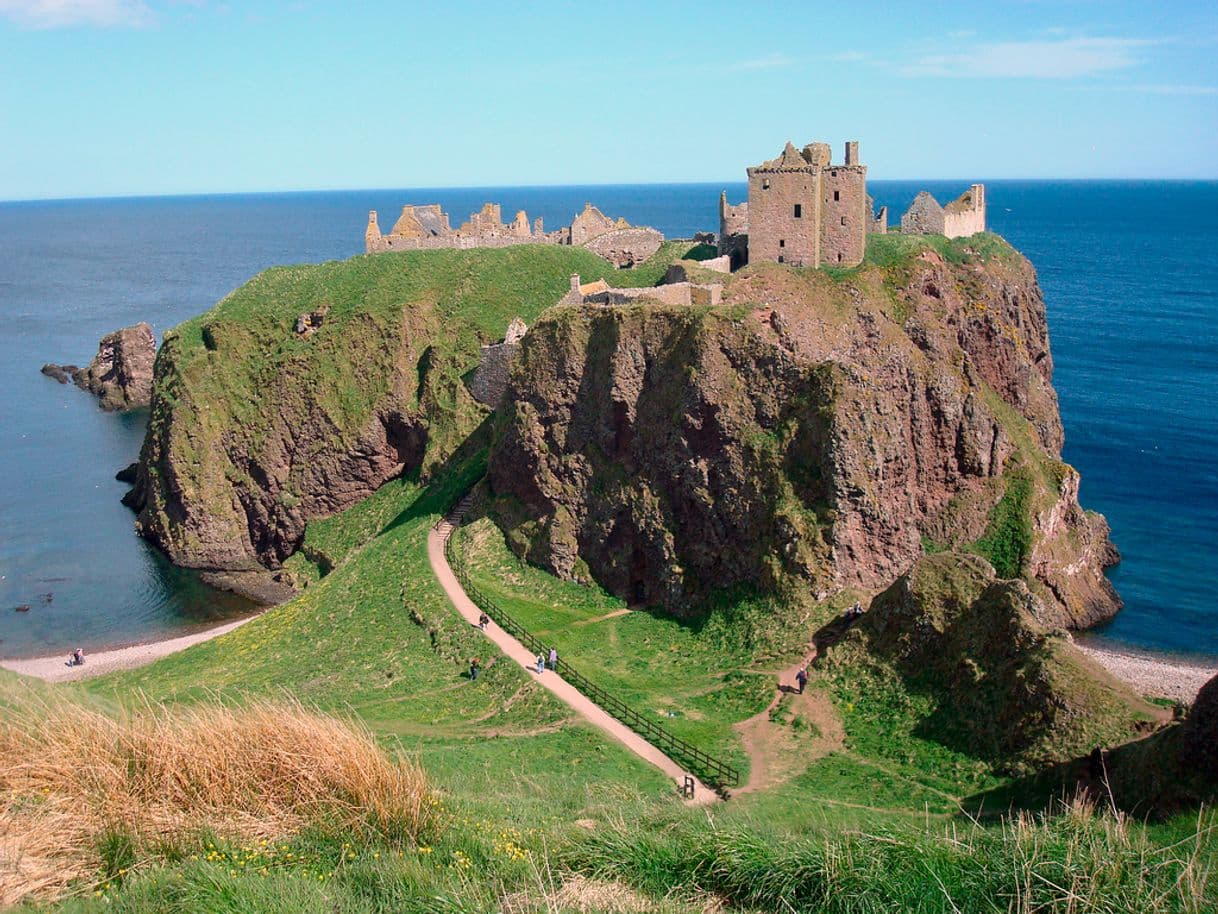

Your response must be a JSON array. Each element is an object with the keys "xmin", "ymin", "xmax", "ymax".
[{"xmin": 1076, "ymin": 640, "xmax": 1218, "ymax": 703}]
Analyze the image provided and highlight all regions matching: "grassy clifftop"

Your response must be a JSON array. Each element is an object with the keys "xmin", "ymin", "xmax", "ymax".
[{"xmin": 131, "ymin": 242, "xmax": 714, "ymax": 580}]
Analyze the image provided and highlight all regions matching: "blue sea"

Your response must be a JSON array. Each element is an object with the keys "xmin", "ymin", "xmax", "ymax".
[{"xmin": 0, "ymin": 182, "xmax": 1215, "ymax": 659}]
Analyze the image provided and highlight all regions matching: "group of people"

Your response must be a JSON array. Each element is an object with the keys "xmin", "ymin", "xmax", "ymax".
[
  {"xmin": 534, "ymin": 648, "xmax": 557, "ymax": 674},
  {"xmin": 467, "ymin": 609, "xmax": 559, "ymax": 680},
  {"xmin": 65, "ymin": 648, "xmax": 85, "ymax": 667}
]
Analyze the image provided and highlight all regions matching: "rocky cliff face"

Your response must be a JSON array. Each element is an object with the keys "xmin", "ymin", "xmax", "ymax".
[
  {"xmin": 42, "ymin": 323, "xmax": 157, "ymax": 410},
  {"xmin": 128, "ymin": 306, "xmax": 442, "ymax": 587},
  {"xmin": 125, "ymin": 247, "xmax": 618, "ymax": 597},
  {"xmin": 488, "ymin": 237, "xmax": 1120, "ymax": 630}
]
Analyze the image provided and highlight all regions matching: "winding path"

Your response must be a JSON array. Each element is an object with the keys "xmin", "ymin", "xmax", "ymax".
[{"xmin": 427, "ymin": 508, "xmax": 716, "ymax": 804}]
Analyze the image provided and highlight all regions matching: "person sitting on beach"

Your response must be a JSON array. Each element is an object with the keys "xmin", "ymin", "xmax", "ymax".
[{"xmin": 66, "ymin": 648, "xmax": 84, "ymax": 667}]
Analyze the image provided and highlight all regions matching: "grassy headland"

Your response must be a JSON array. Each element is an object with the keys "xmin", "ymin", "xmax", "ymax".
[{"xmin": 4, "ymin": 237, "xmax": 1214, "ymax": 911}]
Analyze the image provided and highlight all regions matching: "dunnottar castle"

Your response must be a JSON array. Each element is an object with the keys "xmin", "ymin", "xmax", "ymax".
[
  {"xmin": 364, "ymin": 137, "xmax": 985, "ymax": 274},
  {"xmin": 359, "ymin": 137, "xmax": 987, "ymax": 410}
]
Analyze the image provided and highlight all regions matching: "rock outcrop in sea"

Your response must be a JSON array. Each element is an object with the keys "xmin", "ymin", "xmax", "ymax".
[{"xmin": 43, "ymin": 322, "xmax": 157, "ymax": 411}]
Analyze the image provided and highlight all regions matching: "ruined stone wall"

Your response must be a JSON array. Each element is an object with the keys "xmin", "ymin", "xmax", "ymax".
[
  {"xmin": 872, "ymin": 205, "xmax": 888, "ymax": 234},
  {"xmin": 746, "ymin": 167, "xmax": 822, "ymax": 267},
  {"xmin": 719, "ymin": 193, "xmax": 749, "ymax": 236},
  {"xmin": 468, "ymin": 317, "xmax": 527, "ymax": 406},
  {"xmin": 582, "ymin": 227, "xmax": 664, "ymax": 267},
  {"xmin": 718, "ymin": 192, "xmax": 750, "ymax": 266},
  {"xmin": 366, "ymin": 233, "xmax": 560, "ymax": 254},
  {"xmin": 943, "ymin": 209, "xmax": 985, "ymax": 239},
  {"xmin": 570, "ymin": 203, "xmax": 619, "ymax": 245},
  {"xmin": 942, "ymin": 184, "xmax": 986, "ymax": 239},
  {"xmin": 468, "ymin": 340, "xmax": 519, "ymax": 406},
  {"xmin": 582, "ymin": 282, "xmax": 722, "ymax": 308},
  {"xmin": 366, "ymin": 201, "xmax": 656, "ymax": 259},
  {"xmin": 867, "ymin": 196, "xmax": 888, "ymax": 234},
  {"xmin": 819, "ymin": 165, "xmax": 867, "ymax": 266},
  {"xmin": 901, "ymin": 192, "xmax": 945, "ymax": 235}
]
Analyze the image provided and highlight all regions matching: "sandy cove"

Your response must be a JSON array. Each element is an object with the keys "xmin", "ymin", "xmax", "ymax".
[{"xmin": 0, "ymin": 615, "xmax": 258, "ymax": 683}]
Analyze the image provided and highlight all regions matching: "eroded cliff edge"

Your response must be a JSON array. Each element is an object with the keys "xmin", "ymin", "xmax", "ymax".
[
  {"xmin": 126, "ymin": 246, "xmax": 636, "ymax": 598},
  {"xmin": 488, "ymin": 235, "xmax": 1120, "ymax": 630}
]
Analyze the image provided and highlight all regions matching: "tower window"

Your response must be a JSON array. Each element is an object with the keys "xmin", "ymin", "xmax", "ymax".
[
  {"xmin": 833, "ymin": 190, "xmax": 840, "ymax": 201},
  {"xmin": 837, "ymin": 252, "xmax": 843, "ymax": 262},
  {"xmin": 793, "ymin": 204, "xmax": 802, "ymax": 218},
  {"xmin": 763, "ymin": 179, "xmax": 770, "ymax": 190},
  {"xmin": 779, "ymin": 239, "xmax": 785, "ymax": 248},
  {"xmin": 778, "ymin": 255, "xmax": 784, "ymax": 263},
  {"xmin": 841, "ymin": 216, "xmax": 846, "ymax": 226}
]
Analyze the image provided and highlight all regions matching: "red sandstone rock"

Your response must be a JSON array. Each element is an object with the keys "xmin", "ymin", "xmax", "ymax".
[{"xmin": 72, "ymin": 322, "xmax": 157, "ymax": 411}]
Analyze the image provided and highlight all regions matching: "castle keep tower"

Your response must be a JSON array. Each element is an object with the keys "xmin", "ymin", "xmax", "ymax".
[{"xmin": 743, "ymin": 139, "xmax": 868, "ymax": 268}]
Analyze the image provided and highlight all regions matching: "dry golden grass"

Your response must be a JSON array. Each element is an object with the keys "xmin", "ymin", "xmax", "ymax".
[{"xmin": 0, "ymin": 685, "xmax": 435, "ymax": 905}]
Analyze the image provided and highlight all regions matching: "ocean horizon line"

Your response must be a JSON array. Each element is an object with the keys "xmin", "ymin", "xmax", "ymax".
[{"xmin": 5, "ymin": 176, "xmax": 1218, "ymax": 208}]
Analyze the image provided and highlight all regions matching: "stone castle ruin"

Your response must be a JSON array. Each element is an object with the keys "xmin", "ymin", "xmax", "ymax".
[
  {"xmin": 458, "ymin": 135, "xmax": 986, "ymax": 420},
  {"xmin": 366, "ymin": 200, "xmax": 664, "ymax": 268},
  {"xmin": 718, "ymin": 140, "xmax": 885, "ymax": 269},
  {"xmin": 899, "ymin": 185, "xmax": 986, "ymax": 238},
  {"xmin": 719, "ymin": 139, "xmax": 984, "ymax": 268}
]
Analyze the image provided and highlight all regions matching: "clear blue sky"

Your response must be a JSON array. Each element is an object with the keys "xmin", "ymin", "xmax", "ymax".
[{"xmin": 1, "ymin": 0, "xmax": 1215, "ymax": 200}]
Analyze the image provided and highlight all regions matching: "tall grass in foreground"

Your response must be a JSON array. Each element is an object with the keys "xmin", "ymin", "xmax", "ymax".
[
  {"xmin": 0, "ymin": 689, "xmax": 435, "ymax": 905},
  {"xmin": 567, "ymin": 798, "xmax": 1216, "ymax": 913}
]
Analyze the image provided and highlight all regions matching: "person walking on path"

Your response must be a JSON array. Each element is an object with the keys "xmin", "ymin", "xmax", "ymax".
[
  {"xmin": 469, "ymin": 657, "xmax": 480, "ymax": 680},
  {"xmin": 548, "ymin": 647, "xmax": 558, "ymax": 671},
  {"xmin": 535, "ymin": 654, "xmax": 545, "ymax": 674},
  {"xmin": 478, "ymin": 612, "xmax": 489, "ymax": 631},
  {"xmin": 795, "ymin": 666, "xmax": 808, "ymax": 695}
]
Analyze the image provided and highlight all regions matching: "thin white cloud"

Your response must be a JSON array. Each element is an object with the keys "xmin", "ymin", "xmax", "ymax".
[
  {"xmin": 0, "ymin": 0, "xmax": 153, "ymax": 28},
  {"xmin": 903, "ymin": 37, "xmax": 1153, "ymax": 79},
  {"xmin": 727, "ymin": 52, "xmax": 795, "ymax": 72}
]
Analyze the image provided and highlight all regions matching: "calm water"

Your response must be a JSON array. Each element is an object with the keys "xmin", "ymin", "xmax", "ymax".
[{"xmin": 0, "ymin": 182, "xmax": 1214, "ymax": 658}]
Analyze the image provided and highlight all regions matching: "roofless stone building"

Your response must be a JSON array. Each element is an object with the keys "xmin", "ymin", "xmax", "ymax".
[
  {"xmin": 719, "ymin": 138, "xmax": 986, "ymax": 269},
  {"xmin": 365, "ymin": 201, "xmax": 664, "ymax": 268},
  {"xmin": 719, "ymin": 140, "xmax": 873, "ymax": 269}
]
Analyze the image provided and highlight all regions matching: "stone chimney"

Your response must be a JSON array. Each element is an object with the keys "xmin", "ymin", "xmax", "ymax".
[
  {"xmin": 365, "ymin": 210, "xmax": 382, "ymax": 247},
  {"xmin": 564, "ymin": 273, "xmax": 584, "ymax": 305},
  {"xmin": 844, "ymin": 141, "xmax": 859, "ymax": 166}
]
